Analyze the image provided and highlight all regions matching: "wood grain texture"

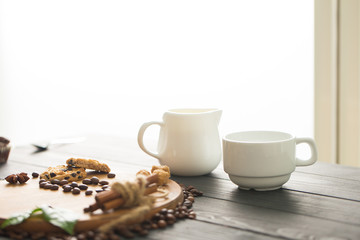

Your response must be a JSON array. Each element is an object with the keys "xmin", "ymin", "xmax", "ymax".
[
  {"xmin": 0, "ymin": 173, "xmax": 183, "ymax": 233},
  {"xmin": 1, "ymin": 135, "xmax": 360, "ymax": 239}
]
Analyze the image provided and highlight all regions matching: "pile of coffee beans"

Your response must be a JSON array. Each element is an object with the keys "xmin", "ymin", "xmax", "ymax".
[
  {"xmin": 0, "ymin": 183, "xmax": 203, "ymax": 240},
  {"xmin": 38, "ymin": 175, "xmax": 114, "ymax": 196}
]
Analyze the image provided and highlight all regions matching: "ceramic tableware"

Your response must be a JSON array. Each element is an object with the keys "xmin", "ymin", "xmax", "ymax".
[
  {"xmin": 138, "ymin": 108, "xmax": 222, "ymax": 176},
  {"xmin": 223, "ymin": 131, "xmax": 318, "ymax": 191}
]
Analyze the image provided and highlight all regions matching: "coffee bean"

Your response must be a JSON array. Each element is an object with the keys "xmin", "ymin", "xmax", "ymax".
[
  {"xmin": 32, "ymin": 172, "xmax": 39, "ymax": 178},
  {"xmin": 78, "ymin": 184, "xmax": 88, "ymax": 190},
  {"xmin": 184, "ymin": 200, "xmax": 193, "ymax": 208},
  {"xmin": 70, "ymin": 182, "xmax": 78, "ymax": 188},
  {"xmin": 44, "ymin": 183, "xmax": 52, "ymax": 189},
  {"xmin": 51, "ymin": 179, "xmax": 60, "ymax": 185},
  {"xmin": 63, "ymin": 185, "xmax": 72, "ymax": 192},
  {"xmin": 153, "ymin": 213, "xmax": 161, "ymax": 220},
  {"xmin": 39, "ymin": 182, "xmax": 47, "ymax": 188},
  {"xmin": 50, "ymin": 185, "xmax": 59, "ymax": 190},
  {"xmin": 96, "ymin": 189, "xmax": 104, "ymax": 193},
  {"xmin": 187, "ymin": 196, "xmax": 195, "ymax": 202},
  {"xmin": 151, "ymin": 223, "xmax": 158, "ymax": 229},
  {"xmin": 99, "ymin": 180, "xmax": 109, "ymax": 186},
  {"xmin": 91, "ymin": 177, "xmax": 99, "ymax": 185},
  {"xmin": 107, "ymin": 173, "xmax": 116, "ymax": 178},
  {"xmin": 72, "ymin": 187, "xmax": 81, "ymax": 194},
  {"xmin": 102, "ymin": 185, "xmax": 109, "ymax": 190},
  {"xmin": 59, "ymin": 180, "xmax": 68, "ymax": 186},
  {"xmin": 160, "ymin": 208, "xmax": 168, "ymax": 215},
  {"xmin": 39, "ymin": 179, "xmax": 46, "ymax": 183},
  {"xmin": 85, "ymin": 190, "xmax": 93, "ymax": 195},
  {"xmin": 157, "ymin": 219, "xmax": 167, "ymax": 228},
  {"xmin": 188, "ymin": 212, "xmax": 196, "ymax": 219},
  {"xmin": 167, "ymin": 209, "xmax": 174, "ymax": 215},
  {"xmin": 166, "ymin": 213, "xmax": 176, "ymax": 222},
  {"xmin": 50, "ymin": 172, "xmax": 56, "ymax": 178},
  {"xmin": 82, "ymin": 179, "xmax": 92, "ymax": 185},
  {"xmin": 178, "ymin": 213, "xmax": 186, "ymax": 219}
]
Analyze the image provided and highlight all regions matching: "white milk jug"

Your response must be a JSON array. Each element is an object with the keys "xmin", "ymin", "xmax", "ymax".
[{"xmin": 138, "ymin": 108, "xmax": 222, "ymax": 176}]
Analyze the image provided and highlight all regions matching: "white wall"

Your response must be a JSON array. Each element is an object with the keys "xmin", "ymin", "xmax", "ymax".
[{"xmin": 0, "ymin": 0, "xmax": 314, "ymax": 145}]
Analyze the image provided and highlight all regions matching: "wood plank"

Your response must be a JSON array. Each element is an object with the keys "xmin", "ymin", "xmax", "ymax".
[
  {"xmin": 295, "ymin": 161, "xmax": 360, "ymax": 181},
  {"xmin": 133, "ymin": 220, "xmax": 280, "ymax": 240},
  {"xmin": 192, "ymin": 196, "xmax": 360, "ymax": 239},
  {"xmin": 171, "ymin": 175, "xmax": 360, "ymax": 226}
]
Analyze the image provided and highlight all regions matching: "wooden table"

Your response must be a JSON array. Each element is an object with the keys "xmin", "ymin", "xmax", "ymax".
[{"xmin": 1, "ymin": 134, "xmax": 360, "ymax": 239}]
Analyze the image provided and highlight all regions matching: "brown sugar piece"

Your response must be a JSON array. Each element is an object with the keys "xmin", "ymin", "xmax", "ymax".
[
  {"xmin": 0, "ymin": 137, "xmax": 11, "ymax": 164},
  {"xmin": 40, "ymin": 165, "xmax": 87, "ymax": 181},
  {"xmin": 151, "ymin": 165, "xmax": 170, "ymax": 186},
  {"xmin": 66, "ymin": 158, "xmax": 111, "ymax": 173}
]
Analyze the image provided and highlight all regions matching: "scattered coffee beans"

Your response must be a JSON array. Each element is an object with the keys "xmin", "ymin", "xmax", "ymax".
[
  {"xmin": 63, "ymin": 185, "xmax": 72, "ymax": 192},
  {"xmin": 32, "ymin": 172, "xmax": 39, "ymax": 178},
  {"xmin": 99, "ymin": 180, "xmax": 109, "ymax": 186},
  {"xmin": 72, "ymin": 187, "xmax": 81, "ymax": 195},
  {"xmin": 44, "ymin": 183, "xmax": 52, "ymax": 189},
  {"xmin": 78, "ymin": 184, "xmax": 88, "ymax": 190},
  {"xmin": 90, "ymin": 177, "xmax": 99, "ymax": 185},
  {"xmin": 59, "ymin": 180, "xmax": 68, "ymax": 186},
  {"xmin": 82, "ymin": 179, "xmax": 92, "ymax": 185},
  {"xmin": 51, "ymin": 179, "xmax": 60, "ymax": 185},
  {"xmin": 107, "ymin": 173, "xmax": 116, "ymax": 178},
  {"xmin": 85, "ymin": 190, "xmax": 93, "ymax": 196}
]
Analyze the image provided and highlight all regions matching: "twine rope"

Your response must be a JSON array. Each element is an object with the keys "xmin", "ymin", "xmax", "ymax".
[{"xmin": 98, "ymin": 176, "xmax": 154, "ymax": 232}]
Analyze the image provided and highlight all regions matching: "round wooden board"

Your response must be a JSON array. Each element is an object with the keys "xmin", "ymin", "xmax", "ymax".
[{"xmin": 0, "ymin": 172, "xmax": 183, "ymax": 233}]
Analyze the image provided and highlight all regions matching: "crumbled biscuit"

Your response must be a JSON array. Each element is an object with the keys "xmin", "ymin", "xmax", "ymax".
[
  {"xmin": 40, "ymin": 165, "xmax": 87, "ymax": 181},
  {"xmin": 66, "ymin": 158, "xmax": 111, "ymax": 173}
]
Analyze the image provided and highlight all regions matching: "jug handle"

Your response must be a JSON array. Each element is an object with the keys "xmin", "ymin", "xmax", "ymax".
[{"xmin": 137, "ymin": 121, "xmax": 163, "ymax": 160}]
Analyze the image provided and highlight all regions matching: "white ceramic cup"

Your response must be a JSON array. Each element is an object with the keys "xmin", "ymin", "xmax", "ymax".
[{"xmin": 223, "ymin": 131, "xmax": 318, "ymax": 191}]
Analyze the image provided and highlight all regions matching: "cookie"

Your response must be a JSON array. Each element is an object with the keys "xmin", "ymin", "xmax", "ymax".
[
  {"xmin": 40, "ymin": 165, "xmax": 87, "ymax": 181},
  {"xmin": 66, "ymin": 158, "xmax": 111, "ymax": 173}
]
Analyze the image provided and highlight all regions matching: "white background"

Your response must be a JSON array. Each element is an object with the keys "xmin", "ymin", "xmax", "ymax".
[{"xmin": 0, "ymin": 0, "xmax": 313, "ymax": 146}]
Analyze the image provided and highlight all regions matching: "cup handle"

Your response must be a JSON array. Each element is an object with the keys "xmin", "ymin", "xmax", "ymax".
[
  {"xmin": 137, "ymin": 121, "xmax": 163, "ymax": 160},
  {"xmin": 295, "ymin": 137, "xmax": 318, "ymax": 166}
]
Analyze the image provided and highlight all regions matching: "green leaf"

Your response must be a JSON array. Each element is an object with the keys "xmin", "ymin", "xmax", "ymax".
[
  {"xmin": 0, "ymin": 205, "xmax": 78, "ymax": 235},
  {"xmin": 0, "ymin": 210, "xmax": 33, "ymax": 229},
  {"xmin": 39, "ymin": 205, "xmax": 78, "ymax": 235}
]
